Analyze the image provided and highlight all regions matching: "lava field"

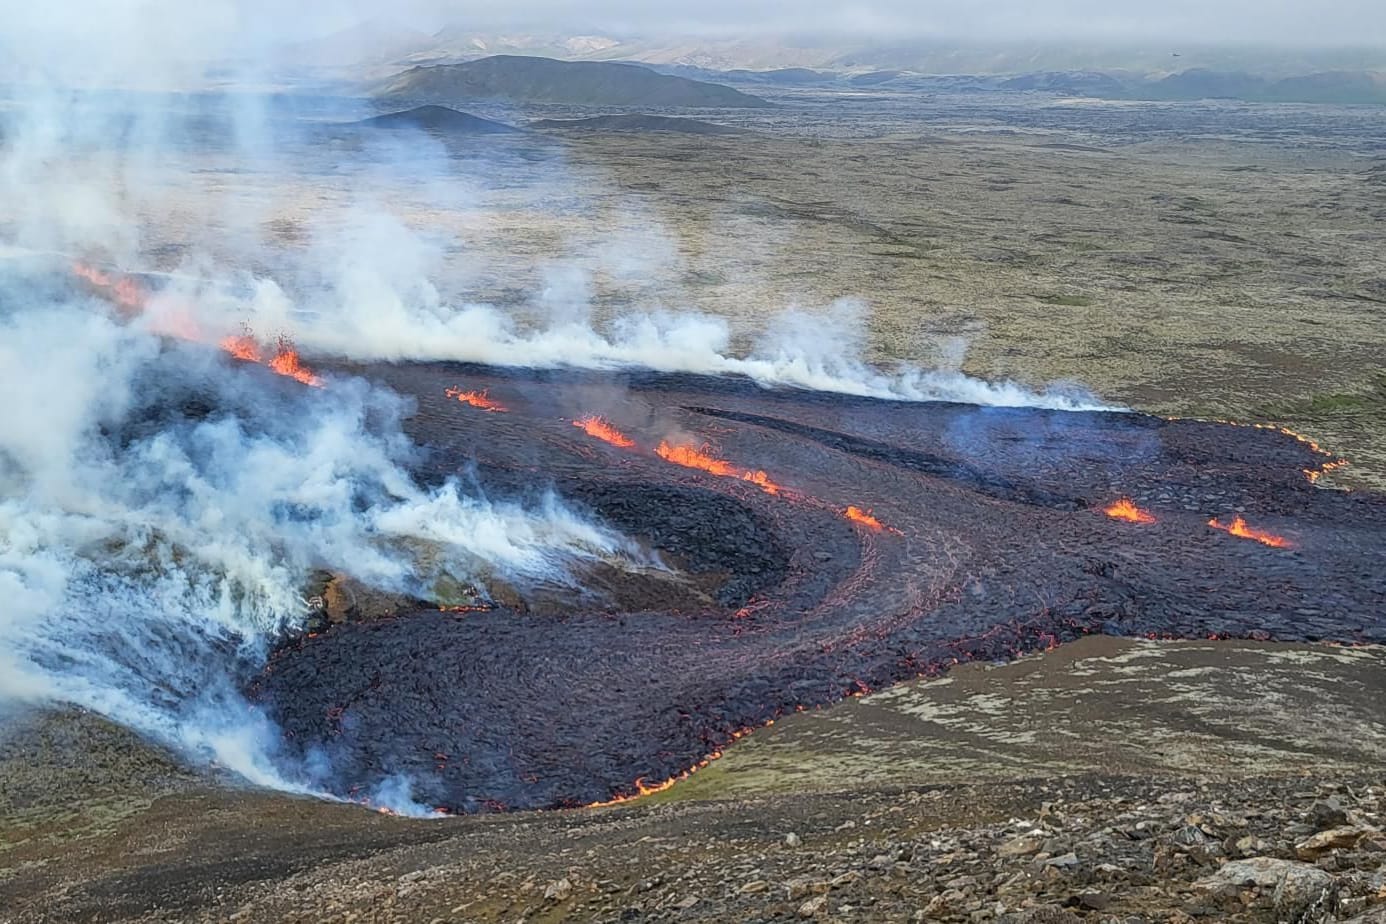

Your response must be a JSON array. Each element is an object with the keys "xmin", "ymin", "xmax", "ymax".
[{"xmin": 251, "ymin": 362, "xmax": 1386, "ymax": 813}]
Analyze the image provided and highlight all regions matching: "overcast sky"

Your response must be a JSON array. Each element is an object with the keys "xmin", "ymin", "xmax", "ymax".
[
  {"xmin": 1, "ymin": 0, "xmax": 1382, "ymax": 73},
  {"xmin": 306, "ymin": 0, "xmax": 1385, "ymax": 46}
]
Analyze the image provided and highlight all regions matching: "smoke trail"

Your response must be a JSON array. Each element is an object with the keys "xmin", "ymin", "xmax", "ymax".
[
  {"xmin": 0, "ymin": 277, "xmax": 639, "ymax": 805},
  {"xmin": 0, "ymin": 0, "xmax": 1115, "ymax": 811},
  {"xmin": 199, "ymin": 233, "xmax": 1115, "ymax": 412}
]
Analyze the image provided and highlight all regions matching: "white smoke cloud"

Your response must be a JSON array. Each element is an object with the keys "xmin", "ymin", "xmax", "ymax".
[
  {"xmin": 0, "ymin": 0, "xmax": 1117, "ymax": 809},
  {"xmin": 0, "ymin": 292, "xmax": 638, "ymax": 800}
]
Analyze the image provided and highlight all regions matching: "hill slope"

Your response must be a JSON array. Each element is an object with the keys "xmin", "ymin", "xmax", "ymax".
[
  {"xmin": 356, "ymin": 105, "xmax": 517, "ymax": 134},
  {"xmin": 375, "ymin": 55, "xmax": 772, "ymax": 108},
  {"xmin": 528, "ymin": 114, "xmax": 744, "ymax": 135}
]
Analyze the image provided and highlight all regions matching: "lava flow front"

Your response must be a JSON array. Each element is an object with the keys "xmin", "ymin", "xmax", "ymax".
[{"xmin": 251, "ymin": 364, "xmax": 1386, "ymax": 814}]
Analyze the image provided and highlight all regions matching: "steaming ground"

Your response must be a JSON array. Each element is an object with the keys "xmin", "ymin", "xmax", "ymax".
[{"xmin": 0, "ymin": 265, "xmax": 654, "ymax": 810}]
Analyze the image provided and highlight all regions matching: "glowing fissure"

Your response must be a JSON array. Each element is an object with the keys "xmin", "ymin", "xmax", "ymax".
[
  {"xmin": 77, "ymin": 263, "xmax": 324, "ymax": 387},
  {"xmin": 445, "ymin": 386, "xmax": 507, "ymax": 412},
  {"xmin": 573, "ymin": 415, "xmax": 636, "ymax": 448},
  {"xmin": 1104, "ymin": 497, "xmax": 1156, "ymax": 524},
  {"xmin": 1208, "ymin": 515, "xmax": 1293, "ymax": 549}
]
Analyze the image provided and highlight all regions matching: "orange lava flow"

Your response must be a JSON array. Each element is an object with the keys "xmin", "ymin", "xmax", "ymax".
[
  {"xmin": 589, "ymin": 726, "xmax": 765, "ymax": 808},
  {"xmin": 73, "ymin": 261, "xmax": 146, "ymax": 314},
  {"xmin": 573, "ymin": 416, "xmax": 635, "ymax": 448},
  {"xmin": 267, "ymin": 337, "xmax": 322, "ymax": 387},
  {"xmin": 74, "ymin": 263, "xmax": 323, "ymax": 388},
  {"xmin": 1168, "ymin": 416, "xmax": 1349, "ymax": 486},
  {"xmin": 844, "ymin": 505, "xmax": 885, "ymax": 530},
  {"xmin": 445, "ymin": 386, "xmax": 507, "ymax": 412},
  {"xmin": 219, "ymin": 333, "xmax": 262, "ymax": 363},
  {"xmin": 655, "ymin": 441, "xmax": 740, "ymax": 478},
  {"xmin": 1305, "ymin": 459, "xmax": 1351, "ymax": 484},
  {"xmin": 221, "ymin": 331, "xmax": 322, "ymax": 387},
  {"xmin": 1104, "ymin": 498, "xmax": 1156, "ymax": 524},
  {"xmin": 741, "ymin": 469, "xmax": 782, "ymax": 495},
  {"xmin": 1208, "ymin": 515, "xmax": 1293, "ymax": 549}
]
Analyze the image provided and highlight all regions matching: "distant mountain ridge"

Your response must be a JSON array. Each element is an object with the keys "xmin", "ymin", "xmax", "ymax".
[
  {"xmin": 374, "ymin": 55, "xmax": 772, "ymax": 108},
  {"xmin": 650, "ymin": 62, "xmax": 1386, "ymax": 105},
  {"xmin": 277, "ymin": 23, "xmax": 1386, "ymax": 106},
  {"xmin": 297, "ymin": 25, "xmax": 1386, "ymax": 76}
]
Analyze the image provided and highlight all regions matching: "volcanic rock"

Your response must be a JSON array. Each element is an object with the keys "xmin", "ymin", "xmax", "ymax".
[
  {"xmin": 253, "ymin": 363, "xmax": 1386, "ymax": 813},
  {"xmin": 998, "ymin": 834, "xmax": 1045, "ymax": 857},
  {"xmin": 1308, "ymin": 799, "xmax": 1351, "ymax": 830},
  {"xmin": 1296, "ymin": 826, "xmax": 1369, "ymax": 859}
]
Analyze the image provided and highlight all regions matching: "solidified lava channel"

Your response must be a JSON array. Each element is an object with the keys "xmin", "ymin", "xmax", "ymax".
[{"xmin": 251, "ymin": 362, "xmax": 1386, "ymax": 814}]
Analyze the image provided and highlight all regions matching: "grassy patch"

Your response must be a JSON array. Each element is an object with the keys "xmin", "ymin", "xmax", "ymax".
[
  {"xmin": 1037, "ymin": 293, "xmax": 1095, "ymax": 307},
  {"xmin": 1258, "ymin": 374, "xmax": 1386, "ymax": 419}
]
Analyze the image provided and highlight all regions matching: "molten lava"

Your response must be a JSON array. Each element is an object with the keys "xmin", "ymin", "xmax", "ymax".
[
  {"xmin": 72, "ymin": 261, "xmax": 145, "ymax": 314},
  {"xmin": 1306, "ymin": 459, "xmax": 1350, "ymax": 484},
  {"xmin": 220, "ymin": 331, "xmax": 322, "ymax": 387},
  {"xmin": 655, "ymin": 441, "xmax": 739, "ymax": 478},
  {"xmin": 1104, "ymin": 498, "xmax": 1156, "ymax": 524},
  {"xmin": 445, "ymin": 387, "xmax": 507, "ymax": 413},
  {"xmin": 74, "ymin": 264, "xmax": 323, "ymax": 388},
  {"xmin": 267, "ymin": 337, "xmax": 322, "ymax": 387},
  {"xmin": 654, "ymin": 440, "xmax": 784, "ymax": 496},
  {"xmin": 1208, "ymin": 515, "xmax": 1293, "ymax": 549},
  {"xmin": 844, "ymin": 505, "xmax": 885, "ymax": 530},
  {"xmin": 219, "ymin": 333, "xmax": 262, "ymax": 363},
  {"xmin": 741, "ymin": 470, "xmax": 782, "ymax": 495},
  {"xmin": 573, "ymin": 416, "xmax": 635, "ymax": 449}
]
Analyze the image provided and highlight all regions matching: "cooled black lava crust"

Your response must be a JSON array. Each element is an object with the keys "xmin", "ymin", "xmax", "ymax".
[{"xmin": 251, "ymin": 363, "xmax": 1386, "ymax": 813}]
